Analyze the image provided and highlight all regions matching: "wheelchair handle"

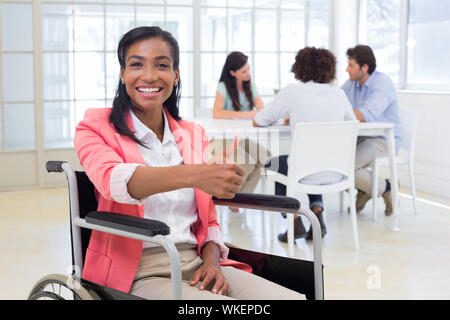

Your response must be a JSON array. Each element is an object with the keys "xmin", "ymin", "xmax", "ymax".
[{"xmin": 46, "ymin": 161, "xmax": 67, "ymax": 173}]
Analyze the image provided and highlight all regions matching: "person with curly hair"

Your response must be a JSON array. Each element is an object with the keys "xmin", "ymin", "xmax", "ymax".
[{"xmin": 253, "ymin": 47, "xmax": 356, "ymax": 243}]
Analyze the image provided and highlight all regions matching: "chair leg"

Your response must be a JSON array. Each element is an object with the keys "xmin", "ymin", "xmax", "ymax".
[
  {"xmin": 409, "ymin": 161, "xmax": 418, "ymax": 215},
  {"xmin": 261, "ymin": 169, "xmax": 267, "ymax": 194},
  {"xmin": 287, "ymin": 213, "xmax": 295, "ymax": 257},
  {"xmin": 260, "ymin": 171, "xmax": 267, "ymax": 223},
  {"xmin": 349, "ymin": 187, "xmax": 360, "ymax": 250},
  {"xmin": 287, "ymin": 185, "xmax": 295, "ymax": 257},
  {"xmin": 371, "ymin": 162, "xmax": 379, "ymax": 221}
]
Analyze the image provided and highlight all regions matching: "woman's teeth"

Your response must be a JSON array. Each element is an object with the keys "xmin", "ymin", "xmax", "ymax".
[{"xmin": 138, "ymin": 87, "xmax": 161, "ymax": 93}]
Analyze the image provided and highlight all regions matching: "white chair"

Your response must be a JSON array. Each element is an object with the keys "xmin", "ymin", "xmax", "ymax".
[
  {"xmin": 368, "ymin": 108, "xmax": 419, "ymax": 220},
  {"xmin": 262, "ymin": 121, "xmax": 360, "ymax": 254}
]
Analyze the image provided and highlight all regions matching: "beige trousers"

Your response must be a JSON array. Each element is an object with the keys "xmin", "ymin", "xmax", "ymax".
[
  {"xmin": 355, "ymin": 137, "xmax": 388, "ymax": 195},
  {"xmin": 209, "ymin": 138, "xmax": 271, "ymax": 193},
  {"xmin": 129, "ymin": 244, "xmax": 305, "ymax": 300}
]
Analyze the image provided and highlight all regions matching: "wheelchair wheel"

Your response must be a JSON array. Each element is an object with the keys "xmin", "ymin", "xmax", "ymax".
[{"xmin": 28, "ymin": 274, "xmax": 100, "ymax": 300}]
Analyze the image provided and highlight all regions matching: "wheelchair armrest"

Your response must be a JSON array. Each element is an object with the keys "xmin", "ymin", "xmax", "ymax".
[
  {"xmin": 85, "ymin": 211, "xmax": 170, "ymax": 237},
  {"xmin": 212, "ymin": 192, "xmax": 300, "ymax": 213}
]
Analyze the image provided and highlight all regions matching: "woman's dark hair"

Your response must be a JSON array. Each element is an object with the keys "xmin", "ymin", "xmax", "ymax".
[
  {"xmin": 291, "ymin": 47, "xmax": 336, "ymax": 84},
  {"xmin": 219, "ymin": 51, "xmax": 254, "ymax": 111},
  {"xmin": 109, "ymin": 26, "xmax": 181, "ymax": 146},
  {"xmin": 346, "ymin": 44, "xmax": 377, "ymax": 74}
]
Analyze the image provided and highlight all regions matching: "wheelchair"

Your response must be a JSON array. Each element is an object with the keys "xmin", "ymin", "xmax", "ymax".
[{"xmin": 27, "ymin": 161, "xmax": 324, "ymax": 300}]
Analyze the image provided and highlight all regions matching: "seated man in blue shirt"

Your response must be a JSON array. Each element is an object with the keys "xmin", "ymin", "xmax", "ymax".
[{"xmin": 341, "ymin": 45, "xmax": 402, "ymax": 216}]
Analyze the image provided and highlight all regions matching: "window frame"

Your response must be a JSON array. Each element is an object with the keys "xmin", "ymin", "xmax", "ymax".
[
  {"xmin": 0, "ymin": 0, "xmax": 330, "ymax": 190},
  {"xmin": 358, "ymin": 0, "xmax": 450, "ymax": 93},
  {"xmin": 196, "ymin": 0, "xmax": 331, "ymax": 115}
]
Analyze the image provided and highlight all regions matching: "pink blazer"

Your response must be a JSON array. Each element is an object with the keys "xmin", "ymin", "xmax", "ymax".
[{"xmin": 74, "ymin": 107, "xmax": 251, "ymax": 293}]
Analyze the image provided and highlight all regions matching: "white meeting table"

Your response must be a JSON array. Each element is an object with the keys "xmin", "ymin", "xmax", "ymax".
[{"xmin": 192, "ymin": 118, "xmax": 400, "ymax": 231}]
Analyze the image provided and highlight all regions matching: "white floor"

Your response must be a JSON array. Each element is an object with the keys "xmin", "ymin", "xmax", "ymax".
[{"xmin": 1, "ymin": 186, "xmax": 449, "ymax": 300}]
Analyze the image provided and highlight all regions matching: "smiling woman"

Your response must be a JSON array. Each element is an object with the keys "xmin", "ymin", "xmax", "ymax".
[{"xmin": 73, "ymin": 26, "xmax": 305, "ymax": 300}]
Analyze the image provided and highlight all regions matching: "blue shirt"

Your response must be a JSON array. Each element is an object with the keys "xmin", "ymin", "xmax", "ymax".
[
  {"xmin": 216, "ymin": 81, "xmax": 259, "ymax": 111},
  {"xmin": 341, "ymin": 71, "xmax": 402, "ymax": 149}
]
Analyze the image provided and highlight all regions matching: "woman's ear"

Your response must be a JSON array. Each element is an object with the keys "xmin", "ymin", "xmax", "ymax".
[
  {"xmin": 174, "ymin": 69, "xmax": 180, "ymax": 86},
  {"xmin": 229, "ymin": 70, "xmax": 236, "ymax": 77},
  {"xmin": 120, "ymin": 67, "xmax": 125, "ymax": 85}
]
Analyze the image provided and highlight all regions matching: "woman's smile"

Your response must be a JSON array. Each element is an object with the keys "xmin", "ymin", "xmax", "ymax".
[{"xmin": 136, "ymin": 85, "xmax": 163, "ymax": 97}]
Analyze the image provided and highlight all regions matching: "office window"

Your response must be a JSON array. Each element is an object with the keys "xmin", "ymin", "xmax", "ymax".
[
  {"xmin": 0, "ymin": 2, "xmax": 35, "ymax": 151},
  {"xmin": 307, "ymin": 7, "xmax": 330, "ymax": 48},
  {"xmin": 407, "ymin": 0, "xmax": 450, "ymax": 90},
  {"xmin": 0, "ymin": 0, "xmax": 328, "ymax": 154},
  {"xmin": 199, "ymin": 0, "xmax": 330, "ymax": 112},
  {"xmin": 359, "ymin": 0, "xmax": 450, "ymax": 91},
  {"xmin": 41, "ymin": 0, "xmax": 194, "ymax": 149},
  {"xmin": 358, "ymin": 0, "xmax": 401, "ymax": 84}
]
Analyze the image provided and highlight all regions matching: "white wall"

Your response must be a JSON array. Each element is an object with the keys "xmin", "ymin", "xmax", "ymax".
[
  {"xmin": 331, "ymin": 0, "xmax": 358, "ymax": 86},
  {"xmin": 397, "ymin": 92, "xmax": 450, "ymax": 199}
]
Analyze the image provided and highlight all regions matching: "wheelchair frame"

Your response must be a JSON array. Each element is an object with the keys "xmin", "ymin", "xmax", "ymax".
[{"xmin": 30, "ymin": 161, "xmax": 324, "ymax": 300}]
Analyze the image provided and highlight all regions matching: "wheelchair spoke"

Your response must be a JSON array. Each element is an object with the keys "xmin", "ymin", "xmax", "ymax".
[
  {"xmin": 29, "ymin": 273, "xmax": 103, "ymax": 300},
  {"xmin": 29, "ymin": 277, "xmax": 87, "ymax": 300}
]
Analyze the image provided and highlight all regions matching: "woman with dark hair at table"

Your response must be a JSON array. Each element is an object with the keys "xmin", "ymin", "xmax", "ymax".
[
  {"xmin": 210, "ymin": 52, "xmax": 270, "ymax": 206},
  {"xmin": 213, "ymin": 51, "xmax": 264, "ymax": 119}
]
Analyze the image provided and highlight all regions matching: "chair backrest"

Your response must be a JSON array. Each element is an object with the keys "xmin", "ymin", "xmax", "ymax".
[
  {"xmin": 73, "ymin": 171, "xmax": 98, "ymax": 267},
  {"xmin": 288, "ymin": 121, "xmax": 359, "ymax": 183},
  {"xmin": 398, "ymin": 108, "xmax": 419, "ymax": 154}
]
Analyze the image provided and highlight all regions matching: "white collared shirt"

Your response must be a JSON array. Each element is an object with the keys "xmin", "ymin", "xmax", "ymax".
[
  {"xmin": 254, "ymin": 81, "xmax": 356, "ymax": 127},
  {"xmin": 109, "ymin": 110, "xmax": 228, "ymax": 259},
  {"xmin": 254, "ymin": 81, "xmax": 357, "ymax": 185}
]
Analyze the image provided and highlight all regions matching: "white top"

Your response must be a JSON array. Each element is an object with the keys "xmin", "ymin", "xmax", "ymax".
[
  {"xmin": 109, "ymin": 110, "xmax": 228, "ymax": 259},
  {"xmin": 254, "ymin": 81, "xmax": 356, "ymax": 127},
  {"xmin": 254, "ymin": 81, "xmax": 357, "ymax": 185}
]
